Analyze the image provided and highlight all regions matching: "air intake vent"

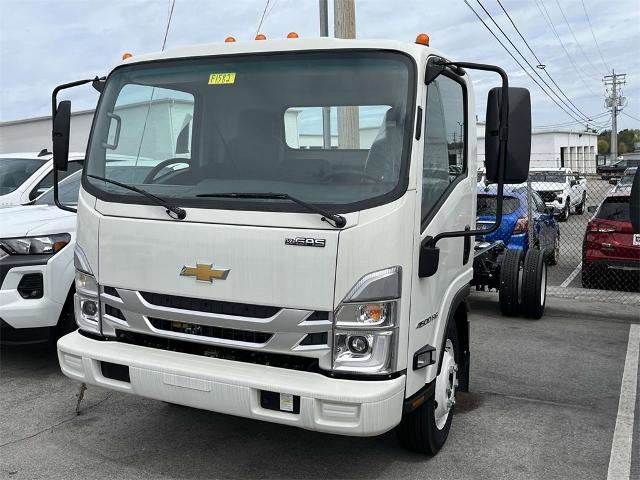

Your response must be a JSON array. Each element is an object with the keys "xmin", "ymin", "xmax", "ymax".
[
  {"xmin": 103, "ymin": 286, "xmax": 120, "ymax": 298},
  {"xmin": 307, "ymin": 311, "xmax": 330, "ymax": 321},
  {"xmin": 148, "ymin": 317, "xmax": 272, "ymax": 344},
  {"xmin": 140, "ymin": 291, "xmax": 280, "ymax": 318},
  {"xmin": 299, "ymin": 332, "xmax": 328, "ymax": 346},
  {"xmin": 104, "ymin": 304, "xmax": 126, "ymax": 320},
  {"xmin": 17, "ymin": 273, "xmax": 43, "ymax": 299}
]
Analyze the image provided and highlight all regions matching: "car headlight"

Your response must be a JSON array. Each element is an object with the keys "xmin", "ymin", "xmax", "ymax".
[
  {"xmin": 74, "ymin": 245, "xmax": 101, "ymax": 335},
  {"xmin": 332, "ymin": 267, "xmax": 401, "ymax": 375},
  {"xmin": 0, "ymin": 233, "xmax": 71, "ymax": 255}
]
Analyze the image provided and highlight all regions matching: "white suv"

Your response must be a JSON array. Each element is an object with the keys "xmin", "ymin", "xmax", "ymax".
[
  {"xmin": 0, "ymin": 151, "xmax": 84, "ymax": 207},
  {"xmin": 529, "ymin": 167, "xmax": 587, "ymax": 221}
]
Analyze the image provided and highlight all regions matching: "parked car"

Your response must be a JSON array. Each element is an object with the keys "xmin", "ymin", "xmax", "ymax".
[
  {"xmin": 528, "ymin": 167, "xmax": 587, "ymax": 221},
  {"xmin": 618, "ymin": 167, "xmax": 637, "ymax": 187},
  {"xmin": 597, "ymin": 158, "xmax": 640, "ymax": 181},
  {"xmin": 0, "ymin": 150, "xmax": 84, "ymax": 206},
  {"xmin": 476, "ymin": 185, "xmax": 560, "ymax": 264},
  {"xmin": 582, "ymin": 186, "xmax": 640, "ymax": 290},
  {"xmin": 0, "ymin": 172, "xmax": 81, "ymax": 343}
]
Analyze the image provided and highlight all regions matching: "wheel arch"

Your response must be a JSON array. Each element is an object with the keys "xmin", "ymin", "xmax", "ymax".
[{"xmin": 436, "ymin": 284, "xmax": 470, "ymax": 392}]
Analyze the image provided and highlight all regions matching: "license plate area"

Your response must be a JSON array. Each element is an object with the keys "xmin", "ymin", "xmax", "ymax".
[{"xmin": 260, "ymin": 390, "xmax": 300, "ymax": 414}]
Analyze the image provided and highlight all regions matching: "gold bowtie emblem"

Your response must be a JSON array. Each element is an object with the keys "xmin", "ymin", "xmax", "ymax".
[{"xmin": 180, "ymin": 263, "xmax": 230, "ymax": 282}]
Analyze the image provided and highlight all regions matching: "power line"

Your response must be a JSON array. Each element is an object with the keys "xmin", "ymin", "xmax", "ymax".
[
  {"xmin": 533, "ymin": 0, "xmax": 598, "ymax": 96},
  {"xmin": 494, "ymin": 0, "xmax": 597, "ymax": 123},
  {"xmin": 255, "ymin": 0, "xmax": 271, "ymax": 37},
  {"xmin": 580, "ymin": 0, "xmax": 611, "ymax": 73},
  {"xmin": 471, "ymin": 0, "xmax": 591, "ymax": 124},
  {"xmin": 553, "ymin": 0, "xmax": 604, "ymax": 77},
  {"xmin": 621, "ymin": 111, "xmax": 640, "ymax": 123},
  {"xmin": 162, "ymin": 0, "xmax": 176, "ymax": 51}
]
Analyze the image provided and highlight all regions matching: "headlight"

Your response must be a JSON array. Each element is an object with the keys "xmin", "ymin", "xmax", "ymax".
[
  {"xmin": 0, "ymin": 234, "xmax": 71, "ymax": 255},
  {"xmin": 73, "ymin": 245, "xmax": 101, "ymax": 334},
  {"xmin": 332, "ymin": 267, "xmax": 401, "ymax": 375}
]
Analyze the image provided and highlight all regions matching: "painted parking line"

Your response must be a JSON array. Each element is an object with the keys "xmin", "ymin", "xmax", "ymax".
[
  {"xmin": 607, "ymin": 323, "xmax": 640, "ymax": 480},
  {"xmin": 559, "ymin": 261, "xmax": 582, "ymax": 288}
]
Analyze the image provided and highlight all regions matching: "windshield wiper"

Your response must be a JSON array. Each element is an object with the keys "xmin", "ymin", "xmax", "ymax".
[
  {"xmin": 87, "ymin": 174, "xmax": 186, "ymax": 220},
  {"xmin": 196, "ymin": 192, "xmax": 347, "ymax": 228}
]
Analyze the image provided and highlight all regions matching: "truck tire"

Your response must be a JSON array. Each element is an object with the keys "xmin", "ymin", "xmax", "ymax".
[
  {"xmin": 521, "ymin": 249, "xmax": 547, "ymax": 319},
  {"xmin": 499, "ymin": 249, "xmax": 523, "ymax": 317},
  {"xmin": 396, "ymin": 320, "xmax": 459, "ymax": 455},
  {"xmin": 575, "ymin": 192, "xmax": 586, "ymax": 215}
]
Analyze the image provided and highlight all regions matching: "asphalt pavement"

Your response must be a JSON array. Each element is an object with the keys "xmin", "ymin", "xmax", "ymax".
[{"xmin": 1, "ymin": 293, "xmax": 638, "ymax": 480}]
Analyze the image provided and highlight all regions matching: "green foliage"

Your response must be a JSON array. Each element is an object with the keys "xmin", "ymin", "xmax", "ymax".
[
  {"xmin": 597, "ymin": 128, "xmax": 640, "ymax": 154},
  {"xmin": 597, "ymin": 139, "xmax": 609, "ymax": 154}
]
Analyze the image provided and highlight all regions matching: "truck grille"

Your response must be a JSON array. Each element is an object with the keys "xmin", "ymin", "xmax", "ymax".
[
  {"xmin": 140, "ymin": 291, "xmax": 280, "ymax": 318},
  {"xmin": 538, "ymin": 191, "xmax": 558, "ymax": 203},
  {"xmin": 148, "ymin": 317, "xmax": 273, "ymax": 344},
  {"xmin": 114, "ymin": 329, "xmax": 320, "ymax": 373}
]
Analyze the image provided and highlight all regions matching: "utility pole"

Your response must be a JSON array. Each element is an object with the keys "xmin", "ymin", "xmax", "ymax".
[
  {"xmin": 604, "ymin": 70, "xmax": 627, "ymax": 163},
  {"xmin": 319, "ymin": 0, "xmax": 332, "ymax": 149},
  {"xmin": 333, "ymin": 0, "xmax": 359, "ymax": 149}
]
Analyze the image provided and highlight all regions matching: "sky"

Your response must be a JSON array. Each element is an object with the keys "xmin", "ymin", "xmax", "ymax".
[{"xmin": 0, "ymin": 0, "xmax": 638, "ymax": 132}]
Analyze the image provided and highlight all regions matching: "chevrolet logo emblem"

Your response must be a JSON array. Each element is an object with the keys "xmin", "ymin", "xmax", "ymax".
[{"xmin": 180, "ymin": 263, "xmax": 230, "ymax": 282}]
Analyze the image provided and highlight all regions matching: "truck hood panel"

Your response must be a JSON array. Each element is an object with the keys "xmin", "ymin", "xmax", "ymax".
[{"xmin": 98, "ymin": 216, "xmax": 338, "ymax": 311}]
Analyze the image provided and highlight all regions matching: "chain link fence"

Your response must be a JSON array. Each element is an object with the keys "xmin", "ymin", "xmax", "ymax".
[{"xmin": 477, "ymin": 163, "xmax": 640, "ymax": 305}]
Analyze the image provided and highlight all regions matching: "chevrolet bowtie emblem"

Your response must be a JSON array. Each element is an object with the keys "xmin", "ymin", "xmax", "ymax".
[{"xmin": 180, "ymin": 263, "xmax": 230, "ymax": 282}]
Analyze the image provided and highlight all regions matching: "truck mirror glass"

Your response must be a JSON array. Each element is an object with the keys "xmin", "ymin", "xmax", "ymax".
[
  {"xmin": 630, "ymin": 168, "xmax": 640, "ymax": 233},
  {"xmin": 418, "ymin": 244, "xmax": 440, "ymax": 278},
  {"xmin": 587, "ymin": 205, "xmax": 597, "ymax": 214},
  {"xmin": 52, "ymin": 100, "xmax": 71, "ymax": 172},
  {"xmin": 484, "ymin": 87, "xmax": 531, "ymax": 184}
]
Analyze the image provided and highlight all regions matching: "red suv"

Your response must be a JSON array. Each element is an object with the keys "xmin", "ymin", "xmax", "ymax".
[{"xmin": 582, "ymin": 186, "xmax": 640, "ymax": 290}]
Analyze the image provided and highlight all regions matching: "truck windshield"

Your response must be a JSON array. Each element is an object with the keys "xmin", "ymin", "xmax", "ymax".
[
  {"xmin": 0, "ymin": 159, "xmax": 46, "ymax": 195},
  {"xmin": 85, "ymin": 51, "xmax": 414, "ymax": 212}
]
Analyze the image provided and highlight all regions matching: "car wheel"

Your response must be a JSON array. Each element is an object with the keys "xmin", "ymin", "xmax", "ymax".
[
  {"xmin": 521, "ymin": 249, "xmax": 547, "ymax": 319},
  {"xmin": 558, "ymin": 200, "xmax": 570, "ymax": 222},
  {"xmin": 396, "ymin": 320, "xmax": 458, "ymax": 455},
  {"xmin": 52, "ymin": 290, "xmax": 77, "ymax": 343},
  {"xmin": 575, "ymin": 192, "xmax": 586, "ymax": 215},
  {"xmin": 547, "ymin": 235, "xmax": 560, "ymax": 266},
  {"xmin": 499, "ymin": 248, "xmax": 523, "ymax": 316}
]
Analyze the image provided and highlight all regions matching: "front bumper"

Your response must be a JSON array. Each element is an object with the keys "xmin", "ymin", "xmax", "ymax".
[
  {"xmin": 58, "ymin": 331, "xmax": 406, "ymax": 436},
  {"xmin": 0, "ymin": 254, "xmax": 66, "ymax": 330},
  {"xmin": 543, "ymin": 199, "xmax": 564, "ymax": 214}
]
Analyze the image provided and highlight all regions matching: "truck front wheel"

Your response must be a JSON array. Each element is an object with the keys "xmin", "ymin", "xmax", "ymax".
[
  {"xmin": 521, "ymin": 249, "xmax": 547, "ymax": 319},
  {"xmin": 396, "ymin": 320, "xmax": 459, "ymax": 455}
]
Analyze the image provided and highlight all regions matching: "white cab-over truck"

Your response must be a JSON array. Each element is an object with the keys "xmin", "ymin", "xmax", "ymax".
[{"xmin": 52, "ymin": 35, "xmax": 531, "ymax": 454}]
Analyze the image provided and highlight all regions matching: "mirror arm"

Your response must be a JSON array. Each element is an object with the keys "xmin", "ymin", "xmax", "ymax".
[
  {"xmin": 425, "ymin": 62, "xmax": 509, "ymax": 249},
  {"xmin": 51, "ymin": 77, "xmax": 99, "ymax": 214}
]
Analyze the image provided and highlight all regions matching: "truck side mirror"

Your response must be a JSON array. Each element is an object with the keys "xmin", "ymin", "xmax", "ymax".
[
  {"xmin": 485, "ymin": 87, "xmax": 531, "ymax": 184},
  {"xmin": 631, "ymin": 168, "xmax": 640, "ymax": 233},
  {"xmin": 52, "ymin": 100, "xmax": 71, "ymax": 172}
]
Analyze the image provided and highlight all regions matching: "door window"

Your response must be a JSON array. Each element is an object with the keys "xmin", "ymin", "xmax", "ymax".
[{"xmin": 421, "ymin": 73, "xmax": 466, "ymax": 221}]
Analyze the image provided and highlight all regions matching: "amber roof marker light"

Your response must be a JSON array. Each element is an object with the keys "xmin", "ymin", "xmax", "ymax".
[
  {"xmin": 224, "ymin": 36, "xmax": 236, "ymax": 43},
  {"xmin": 121, "ymin": 52, "xmax": 133, "ymax": 60},
  {"xmin": 255, "ymin": 33, "xmax": 267, "ymax": 40},
  {"xmin": 415, "ymin": 33, "xmax": 430, "ymax": 46},
  {"xmin": 287, "ymin": 32, "xmax": 299, "ymax": 38}
]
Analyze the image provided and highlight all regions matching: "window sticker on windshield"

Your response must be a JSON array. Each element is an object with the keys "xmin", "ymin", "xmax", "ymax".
[{"xmin": 208, "ymin": 72, "xmax": 236, "ymax": 85}]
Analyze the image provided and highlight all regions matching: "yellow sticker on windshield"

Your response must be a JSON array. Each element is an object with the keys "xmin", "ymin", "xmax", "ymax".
[{"xmin": 208, "ymin": 72, "xmax": 236, "ymax": 85}]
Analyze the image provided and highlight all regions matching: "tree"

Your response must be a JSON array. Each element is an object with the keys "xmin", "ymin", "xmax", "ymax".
[{"xmin": 598, "ymin": 139, "xmax": 609, "ymax": 154}]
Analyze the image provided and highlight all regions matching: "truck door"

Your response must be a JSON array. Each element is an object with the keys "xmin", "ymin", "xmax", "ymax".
[{"xmin": 407, "ymin": 71, "xmax": 473, "ymax": 396}]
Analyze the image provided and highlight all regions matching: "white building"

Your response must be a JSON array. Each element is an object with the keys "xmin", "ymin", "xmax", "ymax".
[{"xmin": 477, "ymin": 121, "xmax": 598, "ymax": 173}]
